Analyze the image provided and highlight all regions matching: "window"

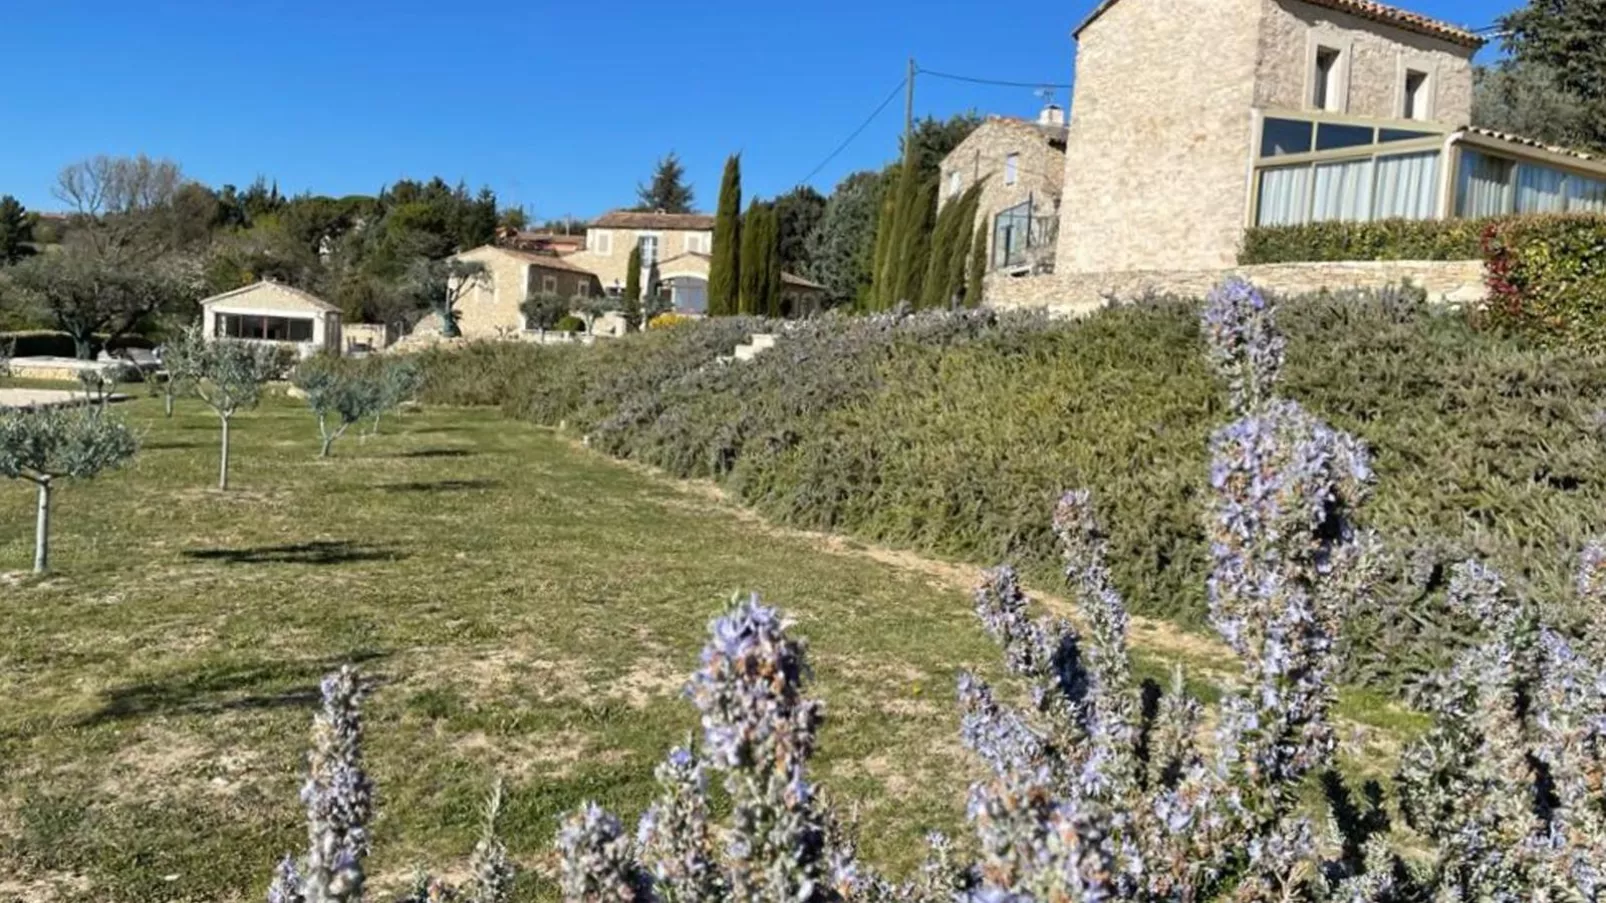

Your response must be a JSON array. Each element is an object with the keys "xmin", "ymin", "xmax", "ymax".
[
  {"xmin": 1316, "ymin": 122, "xmax": 1374, "ymax": 152},
  {"xmin": 591, "ymin": 230, "xmax": 613, "ymax": 255},
  {"xmin": 1571, "ymin": 177, "xmax": 1606, "ymax": 213},
  {"xmin": 685, "ymin": 232, "xmax": 708, "ymax": 254},
  {"xmin": 1256, "ymin": 152, "xmax": 1442, "ymax": 227},
  {"xmin": 214, "ymin": 313, "xmax": 315, "ymax": 342},
  {"xmin": 638, "ymin": 234, "xmax": 659, "ymax": 266},
  {"xmin": 1313, "ymin": 46, "xmax": 1343, "ymax": 112},
  {"xmin": 948, "ymin": 170, "xmax": 962, "ymax": 198},
  {"xmin": 992, "ymin": 200, "xmax": 1033, "ymax": 269},
  {"xmin": 576, "ymin": 281, "xmax": 590, "ymax": 298},
  {"xmin": 1518, "ymin": 164, "xmax": 1568, "ymax": 213},
  {"xmin": 1003, "ymin": 153, "xmax": 1019, "ymax": 186},
  {"xmin": 1262, "ymin": 117, "xmax": 1315, "ymax": 157},
  {"xmin": 1380, "ymin": 128, "xmax": 1435, "ymax": 143},
  {"xmin": 542, "ymin": 274, "xmax": 558, "ymax": 294},
  {"xmin": 1403, "ymin": 69, "xmax": 1431, "ymax": 121}
]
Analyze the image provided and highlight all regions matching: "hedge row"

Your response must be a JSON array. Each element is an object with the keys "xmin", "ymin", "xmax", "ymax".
[
  {"xmin": 1484, "ymin": 214, "xmax": 1606, "ymax": 351},
  {"xmin": 420, "ymin": 295, "xmax": 1606, "ymax": 690},
  {"xmin": 1238, "ymin": 217, "xmax": 1497, "ymax": 264},
  {"xmin": 0, "ymin": 331, "xmax": 157, "ymax": 359}
]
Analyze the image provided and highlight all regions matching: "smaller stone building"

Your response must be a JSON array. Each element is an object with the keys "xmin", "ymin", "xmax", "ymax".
[
  {"xmin": 939, "ymin": 109, "xmax": 1068, "ymax": 277},
  {"xmin": 442, "ymin": 245, "xmax": 604, "ymax": 340},
  {"xmin": 199, "ymin": 280, "xmax": 342, "ymax": 357}
]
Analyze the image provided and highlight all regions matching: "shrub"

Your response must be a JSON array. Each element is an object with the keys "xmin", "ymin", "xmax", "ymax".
[
  {"xmin": 1483, "ymin": 213, "xmax": 1606, "ymax": 349},
  {"xmin": 419, "ymin": 294, "xmax": 1606, "ymax": 690},
  {"xmin": 554, "ymin": 314, "xmax": 585, "ymax": 333},
  {"xmin": 647, "ymin": 312, "xmax": 692, "ymax": 330},
  {"xmin": 1239, "ymin": 217, "xmax": 1496, "ymax": 264}
]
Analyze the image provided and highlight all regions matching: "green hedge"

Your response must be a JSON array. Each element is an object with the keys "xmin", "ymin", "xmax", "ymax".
[
  {"xmin": 1483, "ymin": 214, "xmax": 1606, "ymax": 350},
  {"xmin": 1239, "ymin": 217, "xmax": 1497, "ymax": 264},
  {"xmin": 0, "ymin": 331, "xmax": 156, "ymax": 359},
  {"xmin": 420, "ymin": 299, "xmax": 1606, "ymax": 691}
]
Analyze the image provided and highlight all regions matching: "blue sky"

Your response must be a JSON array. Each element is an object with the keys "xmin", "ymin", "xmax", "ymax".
[{"xmin": 1, "ymin": 0, "xmax": 1514, "ymax": 221}]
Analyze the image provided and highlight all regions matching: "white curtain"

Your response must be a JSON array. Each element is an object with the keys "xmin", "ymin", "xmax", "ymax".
[
  {"xmin": 1457, "ymin": 150, "xmax": 1513, "ymax": 217},
  {"xmin": 1257, "ymin": 166, "xmax": 1311, "ymax": 226},
  {"xmin": 1517, "ymin": 164, "xmax": 1568, "ymax": 213},
  {"xmin": 1312, "ymin": 159, "xmax": 1376, "ymax": 222},
  {"xmin": 1569, "ymin": 176, "xmax": 1606, "ymax": 213},
  {"xmin": 1373, "ymin": 152, "xmax": 1441, "ymax": 220}
]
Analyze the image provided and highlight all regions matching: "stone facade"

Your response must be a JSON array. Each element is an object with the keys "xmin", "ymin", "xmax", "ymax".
[
  {"xmin": 1056, "ymin": 0, "xmax": 1479, "ymax": 275},
  {"xmin": 564, "ymin": 211, "xmax": 716, "ymax": 291},
  {"xmin": 985, "ymin": 258, "xmax": 1486, "ymax": 312},
  {"xmin": 939, "ymin": 115, "xmax": 1067, "ymax": 273},
  {"xmin": 1255, "ymin": 0, "xmax": 1474, "ymax": 125}
]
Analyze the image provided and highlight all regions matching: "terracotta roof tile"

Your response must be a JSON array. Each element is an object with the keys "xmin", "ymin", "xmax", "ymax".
[
  {"xmin": 1075, "ymin": 0, "xmax": 1483, "ymax": 49},
  {"xmin": 1462, "ymin": 126, "xmax": 1604, "ymax": 165},
  {"xmin": 591, "ymin": 210, "xmax": 717, "ymax": 231}
]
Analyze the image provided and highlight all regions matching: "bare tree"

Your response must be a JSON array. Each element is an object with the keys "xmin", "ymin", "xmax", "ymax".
[{"xmin": 52, "ymin": 154, "xmax": 205, "ymax": 259}]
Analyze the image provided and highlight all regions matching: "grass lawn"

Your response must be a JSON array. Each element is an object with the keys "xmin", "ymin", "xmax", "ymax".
[{"xmin": 0, "ymin": 385, "xmax": 1422, "ymax": 901}]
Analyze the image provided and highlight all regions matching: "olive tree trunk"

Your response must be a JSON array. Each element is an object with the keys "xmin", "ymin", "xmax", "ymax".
[
  {"xmin": 218, "ymin": 414, "xmax": 232, "ymax": 490},
  {"xmin": 33, "ymin": 477, "xmax": 52, "ymax": 574}
]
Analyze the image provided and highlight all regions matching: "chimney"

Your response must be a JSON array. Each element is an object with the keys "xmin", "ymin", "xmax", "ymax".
[{"xmin": 1037, "ymin": 103, "xmax": 1066, "ymax": 127}]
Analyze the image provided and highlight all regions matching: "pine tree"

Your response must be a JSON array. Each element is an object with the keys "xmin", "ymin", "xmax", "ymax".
[
  {"xmin": 0, "ymin": 195, "xmax": 36, "ymax": 265},
  {"xmin": 708, "ymin": 155, "xmax": 742, "ymax": 316},
  {"xmin": 623, "ymin": 245, "xmax": 644, "ymax": 330},
  {"xmin": 634, "ymin": 152, "xmax": 695, "ymax": 214},
  {"xmin": 966, "ymin": 222, "xmax": 988, "ymax": 307}
]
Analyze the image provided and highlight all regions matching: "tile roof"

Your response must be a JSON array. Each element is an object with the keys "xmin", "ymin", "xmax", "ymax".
[
  {"xmin": 1462, "ymin": 126, "xmax": 1605, "ymax": 166},
  {"xmin": 496, "ymin": 248, "xmax": 600, "ymax": 275},
  {"xmin": 591, "ymin": 210, "xmax": 717, "ymax": 231},
  {"xmin": 1074, "ymin": 0, "xmax": 1483, "ymax": 48},
  {"xmin": 199, "ymin": 279, "xmax": 340, "ymax": 313}
]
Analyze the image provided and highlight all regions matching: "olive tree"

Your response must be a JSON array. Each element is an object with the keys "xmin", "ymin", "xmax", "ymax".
[
  {"xmin": 367, "ymin": 357, "xmax": 423, "ymax": 436},
  {"xmin": 166, "ymin": 326, "xmax": 282, "ymax": 490},
  {"xmin": 292, "ymin": 358, "xmax": 381, "ymax": 458},
  {"xmin": 0, "ymin": 407, "xmax": 138, "ymax": 572},
  {"xmin": 520, "ymin": 291, "xmax": 569, "ymax": 341},
  {"xmin": 0, "ymin": 248, "xmax": 192, "ymax": 359},
  {"xmin": 407, "ymin": 258, "xmax": 488, "ymax": 339}
]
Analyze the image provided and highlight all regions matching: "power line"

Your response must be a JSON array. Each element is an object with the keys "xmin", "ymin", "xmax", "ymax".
[
  {"xmin": 796, "ymin": 77, "xmax": 908, "ymax": 186},
  {"xmin": 915, "ymin": 66, "xmax": 1073, "ymax": 90}
]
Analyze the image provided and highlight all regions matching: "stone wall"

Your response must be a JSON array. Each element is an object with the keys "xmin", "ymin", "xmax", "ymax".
[
  {"xmin": 1057, "ymin": 0, "xmax": 1263, "ymax": 273},
  {"xmin": 1256, "ymin": 0, "xmax": 1475, "ymax": 124},
  {"xmin": 985, "ymin": 258, "xmax": 1486, "ymax": 313}
]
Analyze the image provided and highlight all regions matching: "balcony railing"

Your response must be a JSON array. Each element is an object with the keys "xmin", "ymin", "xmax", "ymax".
[{"xmin": 993, "ymin": 206, "xmax": 1059, "ymax": 273}]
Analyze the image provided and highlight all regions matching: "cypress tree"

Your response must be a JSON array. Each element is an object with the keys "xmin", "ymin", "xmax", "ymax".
[
  {"xmin": 763, "ymin": 208, "xmax": 783, "ymax": 317},
  {"xmin": 943, "ymin": 184, "xmax": 986, "ymax": 309},
  {"xmin": 920, "ymin": 197, "xmax": 965, "ymax": 309},
  {"xmin": 891, "ymin": 176, "xmax": 938, "ymax": 307},
  {"xmin": 708, "ymin": 154, "xmax": 742, "ymax": 316},
  {"xmin": 966, "ymin": 221, "xmax": 988, "ymax": 307},
  {"xmin": 739, "ymin": 199, "xmax": 766, "ymax": 315},
  {"xmin": 869, "ymin": 189, "xmax": 898, "ymax": 311},
  {"xmin": 623, "ymin": 245, "xmax": 643, "ymax": 329},
  {"xmin": 882, "ymin": 158, "xmax": 923, "ymax": 307}
]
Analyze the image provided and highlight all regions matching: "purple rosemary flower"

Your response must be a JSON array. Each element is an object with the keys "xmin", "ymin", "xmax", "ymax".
[
  {"xmin": 637, "ymin": 746, "xmax": 719, "ymax": 903},
  {"xmin": 294, "ymin": 666, "xmax": 372, "ymax": 903},
  {"xmin": 1201, "ymin": 277, "xmax": 1286, "ymax": 414},
  {"xmin": 556, "ymin": 802, "xmax": 652, "ymax": 903},
  {"xmin": 266, "ymin": 855, "xmax": 303, "ymax": 903}
]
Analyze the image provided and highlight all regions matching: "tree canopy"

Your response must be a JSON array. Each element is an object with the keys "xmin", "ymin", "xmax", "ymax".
[
  {"xmin": 0, "ymin": 195, "xmax": 36, "ymax": 265},
  {"xmin": 1476, "ymin": 0, "xmax": 1606, "ymax": 151},
  {"xmin": 635, "ymin": 152, "xmax": 695, "ymax": 214}
]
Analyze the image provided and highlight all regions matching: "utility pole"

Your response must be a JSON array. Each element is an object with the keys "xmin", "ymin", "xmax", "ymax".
[{"xmin": 905, "ymin": 57, "xmax": 916, "ymax": 161}]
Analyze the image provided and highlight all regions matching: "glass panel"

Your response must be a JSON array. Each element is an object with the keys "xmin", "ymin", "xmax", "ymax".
[
  {"xmin": 1456, "ymin": 150, "xmax": 1514, "ymax": 217},
  {"xmin": 993, "ymin": 201, "xmax": 1032, "ymax": 268},
  {"xmin": 1380, "ymin": 128, "xmax": 1435, "ymax": 143},
  {"xmin": 1373, "ymin": 152, "xmax": 1441, "ymax": 220},
  {"xmin": 1316, "ymin": 123, "xmax": 1375, "ymax": 152},
  {"xmin": 1262, "ymin": 118, "xmax": 1314, "ymax": 157},
  {"xmin": 1517, "ymin": 164, "xmax": 1568, "ymax": 214},
  {"xmin": 1569, "ymin": 176, "xmax": 1606, "ymax": 213},
  {"xmin": 288, "ymin": 318, "xmax": 314, "ymax": 342},
  {"xmin": 1256, "ymin": 166, "xmax": 1312, "ymax": 226},
  {"xmin": 1312, "ymin": 158, "xmax": 1375, "ymax": 222}
]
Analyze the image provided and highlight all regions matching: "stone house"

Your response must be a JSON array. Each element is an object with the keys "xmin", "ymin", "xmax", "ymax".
[
  {"xmin": 562, "ymin": 210, "xmax": 716, "ymax": 296},
  {"xmin": 199, "ymin": 280, "xmax": 342, "ymax": 357},
  {"xmin": 989, "ymin": 0, "xmax": 1606, "ymax": 308},
  {"xmin": 654, "ymin": 251, "xmax": 829, "ymax": 316},
  {"xmin": 439, "ymin": 245, "xmax": 605, "ymax": 339},
  {"xmin": 938, "ymin": 109, "xmax": 1068, "ymax": 276}
]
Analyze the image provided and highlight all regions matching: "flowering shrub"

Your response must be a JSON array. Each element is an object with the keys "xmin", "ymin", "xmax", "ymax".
[
  {"xmin": 1482, "ymin": 214, "xmax": 1606, "ymax": 350},
  {"xmin": 648, "ymin": 313, "xmax": 693, "ymax": 330},
  {"xmin": 265, "ymin": 666, "xmax": 514, "ymax": 903}
]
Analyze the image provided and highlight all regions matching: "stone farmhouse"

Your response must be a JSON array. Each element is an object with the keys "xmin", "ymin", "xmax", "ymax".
[
  {"xmin": 986, "ymin": 0, "xmax": 1606, "ymax": 308},
  {"xmin": 938, "ymin": 108, "xmax": 1068, "ymax": 276}
]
